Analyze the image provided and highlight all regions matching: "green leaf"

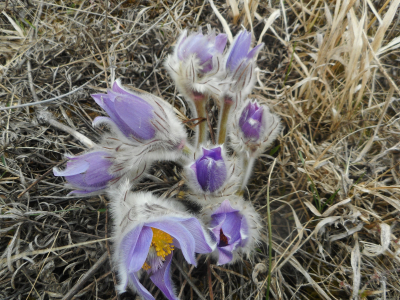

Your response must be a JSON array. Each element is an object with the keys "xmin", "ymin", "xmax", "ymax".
[{"xmin": 269, "ymin": 145, "xmax": 280, "ymax": 156}]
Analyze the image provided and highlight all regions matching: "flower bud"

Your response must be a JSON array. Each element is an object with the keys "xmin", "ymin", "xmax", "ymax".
[
  {"xmin": 231, "ymin": 99, "xmax": 282, "ymax": 157},
  {"xmin": 188, "ymin": 146, "xmax": 228, "ymax": 193},
  {"xmin": 165, "ymin": 28, "xmax": 228, "ymax": 100},
  {"xmin": 223, "ymin": 30, "xmax": 264, "ymax": 103},
  {"xmin": 53, "ymin": 151, "xmax": 117, "ymax": 195},
  {"xmin": 239, "ymin": 100, "xmax": 263, "ymax": 141}
]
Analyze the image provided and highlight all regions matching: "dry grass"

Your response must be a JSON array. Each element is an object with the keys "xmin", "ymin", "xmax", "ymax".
[{"xmin": 1, "ymin": 0, "xmax": 400, "ymax": 299}]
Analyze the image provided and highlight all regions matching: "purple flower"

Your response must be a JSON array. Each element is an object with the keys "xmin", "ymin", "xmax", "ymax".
[
  {"xmin": 190, "ymin": 146, "xmax": 227, "ymax": 193},
  {"xmin": 223, "ymin": 30, "xmax": 264, "ymax": 102},
  {"xmin": 91, "ymin": 81, "xmax": 156, "ymax": 140},
  {"xmin": 112, "ymin": 190, "xmax": 214, "ymax": 300},
  {"xmin": 226, "ymin": 30, "xmax": 263, "ymax": 73},
  {"xmin": 210, "ymin": 199, "xmax": 249, "ymax": 265},
  {"xmin": 177, "ymin": 30, "xmax": 227, "ymax": 73},
  {"xmin": 239, "ymin": 100, "xmax": 264, "ymax": 141},
  {"xmin": 53, "ymin": 151, "xmax": 116, "ymax": 194}
]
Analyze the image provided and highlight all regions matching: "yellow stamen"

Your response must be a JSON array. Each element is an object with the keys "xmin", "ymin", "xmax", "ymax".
[
  {"xmin": 142, "ymin": 228, "xmax": 174, "ymax": 270},
  {"xmin": 142, "ymin": 262, "xmax": 151, "ymax": 271},
  {"xmin": 151, "ymin": 228, "xmax": 174, "ymax": 259}
]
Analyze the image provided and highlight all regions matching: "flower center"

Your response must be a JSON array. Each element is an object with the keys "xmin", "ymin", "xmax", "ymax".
[
  {"xmin": 219, "ymin": 229, "xmax": 229, "ymax": 247},
  {"xmin": 142, "ymin": 228, "xmax": 174, "ymax": 270},
  {"xmin": 151, "ymin": 228, "xmax": 174, "ymax": 259}
]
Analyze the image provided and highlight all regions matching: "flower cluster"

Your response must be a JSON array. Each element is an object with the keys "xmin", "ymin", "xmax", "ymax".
[{"xmin": 53, "ymin": 28, "xmax": 282, "ymax": 300}]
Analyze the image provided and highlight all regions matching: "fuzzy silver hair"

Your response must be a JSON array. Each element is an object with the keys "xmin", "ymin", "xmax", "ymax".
[
  {"xmin": 164, "ymin": 29, "xmax": 226, "ymax": 104},
  {"xmin": 93, "ymin": 80, "xmax": 189, "ymax": 187}
]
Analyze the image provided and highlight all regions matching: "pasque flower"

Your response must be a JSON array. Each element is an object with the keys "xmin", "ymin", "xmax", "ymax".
[
  {"xmin": 231, "ymin": 99, "xmax": 282, "ymax": 157},
  {"xmin": 90, "ymin": 79, "xmax": 190, "ymax": 188},
  {"xmin": 165, "ymin": 28, "xmax": 228, "ymax": 99},
  {"xmin": 239, "ymin": 100, "xmax": 263, "ymax": 141},
  {"xmin": 186, "ymin": 146, "xmax": 228, "ymax": 193},
  {"xmin": 223, "ymin": 30, "xmax": 264, "ymax": 103},
  {"xmin": 202, "ymin": 197, "xmax": 261, "ymax": 265},
  {"xmin": 91, "ymin": 79, "xmax": 186, "ymax": 143},
  {"xmin": 110, "ymin": 181, "xmax": 214, "ymax": 300},
  {"xmin": 53, "ymin": 151, "xmax": 117, "ymax": 195}
]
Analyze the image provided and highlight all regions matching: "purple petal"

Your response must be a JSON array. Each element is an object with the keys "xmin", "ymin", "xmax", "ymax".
[
  {"xmin": 112, "ymin": 80, "xmax": 133, "ymax": 97},
  {"xmin": 150, "ymin": 254, "xmax": 177, "ymax": 300},
  {"xmin": 246, "ymin": 43, "xmax": 264, "ymax": 60},
  {"xmin": 215, "ymin": 34, "xmax": 228, "ymax": 54},
  {"xmin": 83, "ymin": 158, "xmax": 114, "ymax": 186},
  {"xmin": 210, "ymin": 214, "xmax": 226, "ymax": 244},
  {"xmin": 217, "ymin": 247, "xmax": 233, "ymax": 265},
  {"xmin": 240, "ymin": 216, "xmax": 249, "ymax": 247},
  {"xmin": 212, "ymin": 199, "xmax": 239, "ymax": 215},
  {"xmin": 130, "ymin": 273, "xmax": 155, "ymax": 300},
  {"xmin": 221, "ymin": 212, "xmax": 242, "ymax": 243},
  {"xmin": 181, "ymin": 218, "xmax": 213, "ymax": 253},
  {"xmin": 226, "ymin": 31, "xmax": 252, "ymax": 72},
  {"xmin": 53, "ymin": 160, "xmax": 89, "ymax": 177},
  {"xmin": 119, "ymin": 225, "xmax": 144, "ymax": 270},
  {"xmin": 196, "ymin": 157, "xmax": 215, "ymax": 191},
  {"xmin": 208, "ymin": 160, "xmax": 227, "ymax": 193},
  {"xmin": 147, "ymin": 221, "xmax": 197, "ymax": 266},
  {"xmin": 251, "ymin": 106, "xmax": 264, "ymax": 123},
  {"xmin": 127, "ymin": 226, "xmax": 153, "ymax": 272},
  {"xmin": 241, "ymin": 119, "xmax": 262, "ymax": 140},
  {"xmin": 202, "ymin": 147, "xmax": 223, "ymax": 161},
  {"xmin": 114, "ymin": 94, "xmax": 156, "ymax": 140},
  {"xmin": 92, "ymin": 93, "xmax": 133, "ymax": 136},
  {"xmin": 194, "ymin": 147, "xmax": 227, "ymax": 192}
]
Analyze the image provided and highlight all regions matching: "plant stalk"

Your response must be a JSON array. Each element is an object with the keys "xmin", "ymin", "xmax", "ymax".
[
  {"xmin": 240, "ymin": 155, "xmax": 255, "ymax": 191},
  {"xmin": 217, "ymin": 97, "xmax": 233, "ymax": 145},
  {"xmin": 193, "ymin": 95, "xmax": 208, "ymax": 146}
]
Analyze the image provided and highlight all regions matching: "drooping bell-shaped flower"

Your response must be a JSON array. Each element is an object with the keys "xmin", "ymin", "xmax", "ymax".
[
  {"xmin": 202, "ymin": 197, "xmax": 261, "ymax": 265},
  {"xmin": 165, "ymin": 27, "xmax": 228, "ymax": 100},
  {"xmin": 223, "ymin": 30, "xmax": 264, "ymax": 103},
  {"xmin": 90, "ymin": 79, "xmax": 190, "ymax": 188},
  {"xmin": 92, "ymin": 82, "xmax": 156, "ymax": 140},
  {"xmin": 53, "ymin": 151, "xmax": 117, "ymax": 195},
  {"xmin": 231, "ymin": 99, "xmax": 282, "ymax": 158},
  {"xmin": 110, "ymin": 181, "xmax": 215, "ymax": 300},
  {"xmin": 186, "ymin": 146, "xmax": 228, "ymax": 193}
]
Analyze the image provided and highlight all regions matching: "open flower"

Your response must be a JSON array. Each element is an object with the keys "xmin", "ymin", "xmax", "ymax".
[
  {"xmin": 165, "ymin": 28, "xmax": 228, "ymax": 100},
  {"xmin": 110, "ymin": 181, "xmax": 214, "ymax": 300},
  {"xmin": 231, "ymin": 99, "xmax": 282, "ymax": 157},
  {"xmin": 222, "ymin": 30, "xmax": 264, "ymax": 104},
  {"xmin": 53, "ymin": 151, "xmax": 117, "ymax": 195},
  {"xmin": 186, "ymin": 146, "xmax": 228, "ymax": 194},
  {"xmin": 202, "ymin": 197, "xmax": 261, "ymax": 265}
]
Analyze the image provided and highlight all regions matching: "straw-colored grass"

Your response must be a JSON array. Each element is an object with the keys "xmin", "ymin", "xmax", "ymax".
[{"xmin": 1, "ymin": 0, "xmax": 400, "ymax": 299}]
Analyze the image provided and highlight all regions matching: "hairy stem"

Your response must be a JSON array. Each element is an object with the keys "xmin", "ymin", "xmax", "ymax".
[
  {"xmin": 240, "ymin": 156, "xmax": 255, "ymax": 190},
  {"xmin": 193, "ymin": 93, "xmax": 208, "ymax": 146},
  {"xmin": 217, "ymin": 97, "xmax": 233, "ymax": 145}
]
